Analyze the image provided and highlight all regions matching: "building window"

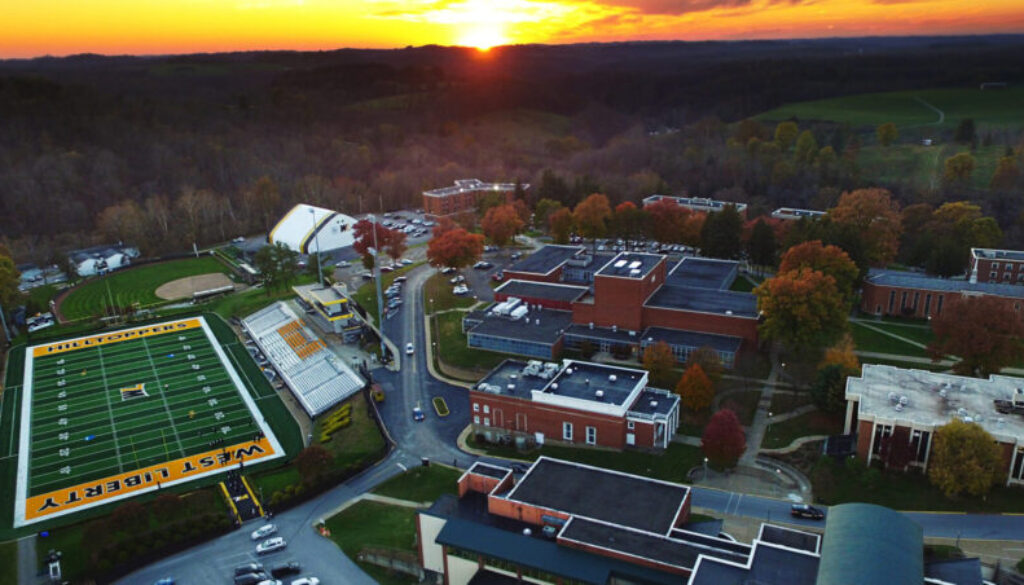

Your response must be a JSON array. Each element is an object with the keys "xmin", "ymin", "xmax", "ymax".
[
  {"xmin": 888, "ymin": 291, "xmax": 895, "ymax": 313},
  {"xmin": 924, "ymin": 294, "xmax": 932, "ymax": 315},
  {"xmin": 991, "ymin": 271, "xmax": 998, "ymax": 280},
  {"xmin": 993, "ymin": 262, "xmax": 1000, "ymax": 270},
  {"xmin": 900, "ymin": 291, "xmax": 908, "ymax": 309},
  {"xmin": 586, "ymin": 426, "xmax": 597, "ymax": 445},
  {"xmin": 473, "ymin": 415, "xmax": 480, "ymax": 425},
  {"xmin": 473, "ymin": 403, "xmax": 479, "ymax": 412},
  {"xmin": 937, "ymin": 295, "xmax": 944, "ymax": 315},
  {"xmin": 483, "ymin": 404, "xmax": 490, "ymax": 414},
  {"xmin": 483, "ymin": 417, "xmax": 490, "ymax": 426},
  {"xmin": 627, "ymin": 420, "xmax": 635, "ymax": 430},
  {"xmin": 562, "ymin": 422, "xmax": 573, "ymax": 441},
  {"xmin": 913, "ymin": 292, "xmax": 919, "ymax": 311},
  {"xmin": 872, "ymin": 424, "xmax": 893, "ymax": 455}
]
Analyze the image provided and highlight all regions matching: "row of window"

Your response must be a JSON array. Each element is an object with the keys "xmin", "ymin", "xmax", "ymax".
[
  {"xmin": 887, "ymin": 290, "xmax": 944, "ymax": 316},
  {"xmin": 468, "ymin": 333, "xmax": 554, "ymax": 359},
  {"xmin": 988, "ymin": 271, "xmax": 1024, "ymax": 282},
  {"xmin": 562, "ymin": 422, "xmax": 597, "ymax": 445}
]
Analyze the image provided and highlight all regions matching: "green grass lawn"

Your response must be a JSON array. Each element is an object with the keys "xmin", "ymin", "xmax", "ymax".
[
  {"xmin": 372, "ymin": 465, "xmax": 461, "ymax": 503},
  {"xmin": 855, "ymin": 320, "xmax": 935, "ymax": 346},
  {"xmin": 769, "ymin": 391, "xmax": 814, "ymax": 415},
  {"xmin": 851, "ymin": 321, "xmax": 931, "ymax": 358},
  {"xmin": 856, "ymin": 143, "xmax": 1004, "ymax": 193},
  {"xmin": 316, "ymin": 393, "xmax": 387, "ymax": 470},
  {"xmin": 762, "ymin": 410, "xmax": 844, "ymax": 449},
  {"xmin": 326, "ymin": 500, "xmax": 419, "ymax": 557},
  {"xmin": 718, "ymin": 390, "xmax": 761, "ymax": 426},
  {"xmin": 468, "ymin": 436, "xmax": 704, "ymax": 484},
  {"xmin": 757, "ymin": 88, "xmax": 1024, "ymax": 129},
  {"xmin": 0, "ymin": 540, "xmax": 16, "ymax": 584},
  {"xmin": 60, "ymin": 256, "xmax": 232, "ymax": 320},
  {"xmin": 423, "ymin": 272, "xmax": 478, "ymax": 314},
  {"xmin": 729, "ymin": 275, "xmax": 757, "ymax": 292},
  {"xmin": 431, "ymin": 312, "xmax": 506, "ymax": 378}
]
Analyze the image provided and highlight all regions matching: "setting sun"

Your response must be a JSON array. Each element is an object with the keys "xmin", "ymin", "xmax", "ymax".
[{"xmin": 457, "ymin": 23, "xmax": 508, "ymax": 51}]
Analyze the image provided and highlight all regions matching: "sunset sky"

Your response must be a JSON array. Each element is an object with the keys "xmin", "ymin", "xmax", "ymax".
[{"xmin": 3, "ymin": 0, "xmax": 1024, "ymax": 58}]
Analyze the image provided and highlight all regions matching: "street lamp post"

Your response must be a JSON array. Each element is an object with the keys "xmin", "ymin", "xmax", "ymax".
[
  {"xmin": 308, "ymin": 207, "xmax": 323, "ymax": 286},
  {"xmin": 767, "ymin": 411, "xmax": 773, "ymax": 437},
  {"xmin": 369, "ymin": 214, "xmax": 386, "ymax": 360},
  {"xmin": 703, "ymin": 457, "xmax": 708, "ymax": 480}
]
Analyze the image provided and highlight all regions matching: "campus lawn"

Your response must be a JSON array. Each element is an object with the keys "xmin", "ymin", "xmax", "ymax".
[
  {"xmin": 372, "ymin": 465, "xmax": 461, "ymax": 503},
  {"xmin": 729, "ymin": 275, "xmax": 758, "ymax": 292},
  {"xmin": 326, "ymin": 500, "xmax": 419, "ymax": 557},
  {"xmin": 423, "ymin": 272, "xmax": 478, "ymax": 314},
  {"xmin": 762, "ymin": 410, "xmax": 844, "ymax": 449},
  {"xmin": 769, "ymin": 391, "xmax": 814, "ymax": 415},
  {"xmin": 850, "ymin": 321, "xmax": 931, "ymax": 358},
  {"xmin": 0, "ymin": 540, "xmax": 16, "ymax": 584},
  {"xmin": 718, "ymin": 390, "xmax": 761, "ymax": 426},
  {"xmin": 60, "ymin": 256, "xmax": 232, "ymax": 320},
  {"xmin": 430, "ymin": 312, "xmax": 506, "ymax": 378},
  {"xmin": 856, "ymin": 320, "xmax": 935, "ymax": 346}
]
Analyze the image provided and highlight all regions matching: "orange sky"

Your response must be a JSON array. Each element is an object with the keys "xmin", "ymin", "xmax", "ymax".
[{"xmin": 2, "ymin": 0, "xmax": 1023, "ymax": 58}]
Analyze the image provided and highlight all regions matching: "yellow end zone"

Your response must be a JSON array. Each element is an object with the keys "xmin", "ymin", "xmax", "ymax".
[
  {"xmin": 32, "ymin": 318, "xmax": 203, "ymax": 357},
  {"xmin": 25, "ymin": 437, "xmax": 278, "ymax": 521}
]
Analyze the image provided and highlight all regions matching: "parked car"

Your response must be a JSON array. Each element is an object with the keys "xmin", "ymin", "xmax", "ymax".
[
  {"xmin": 492, "ymin": 271, "xmax": 505, "ymax": 282},
  {"xmin": 473, "ymin": 261, "xmax": 493, "ymax": 269},
  {"xmin": 251, "ymin": 523, "xmax": 277, "ymax": 541},
  {"xmin": 441, "ymin": 267, "xmax": 455, "ymax": 274},
  {"xmin": 393, "ymin": 276, "xmax": 407, "ymax": 283},
  {"xmin": 290, "ymin": 578, "xmax": 320, "ymax": 585},
  {"xmin": 256, "ymin": 537, "xmax": 287, "ymax": 555},
  {"xmin": 449, "ymin": 275, "xmax": 465, "ymax": 284},
  {"xmin": 269, "ymin": 562, "xmax": 301, "ymax": 578},
  {"xmin": 413, "ymin": 406, "xmax": 425, "ymax": 422},
  {"xmin": 511, "ymin": 252, "xmax": 522, "ymax": 260},
  {"xmin": 337, "ymin": 260, "xmax": 351, "ymax": 268},
  {"xmin": 400, "ymin": 258, "xmax": 414, "ymax": 265},
  {"xmin": 360, "ymin": 271, "xmax": 373, "ymax": 279},
  {"xmin": 452, "ymin": 285, "xmax": 469, "ymax": 295},
  {"xmin": 233, "ymin": 236, "xmax": 246, "ymax": 243},
  {"xmin": 380, "ymin": 265, "xmax": 394, "ymax": 273},
  {"xmin": 790, "ymin": 504, "xmax": 825, "ymax": 520},
  {"xmin": 234, "ymin": 573, "xmax": 269, "ymax": 585},
  {"xmin": 235, "ymin": 563, "xmax": 264, "ymax": 576}
]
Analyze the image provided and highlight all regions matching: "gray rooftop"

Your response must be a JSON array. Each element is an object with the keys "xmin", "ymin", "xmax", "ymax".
[
  {"xmin": 564, "ymin": 323, "xmax": 644, "ymax": 344},
  {"xmin": 627, "ymin": 388, "xmax": 679, "ymax": 418},
  {"xmin": 546, "ymin": 360, "xmax": 646, "ymax": 406},
  {"xmin": 865, "ymin": 268, "xmax": 1024, "ymax": 299},
  {"xmin": 596, "ymin": 251, "xmax": 663, "ymax": 279},
  {"xmin": 972, "ymin": 247, "xmax": 1024, "ymax": 262},
  {"xmin": 506, "ymin": 245, "xmax": 585, "ymax": 275},
  {"xmin": 423, "ymin": 178, "xmax": 527, "ymax": 197},
  {"xmin": 494, "ymin": 280, "xmax": 588, "ymax": 303},
  {"xmin": 642, "ymin": 194, "xmax": 748, "ymax": 212},
  {"xmin": 846, "ymin": 364, "xmax": 1024, "ymax": 443},
  {"xmin": 666, "ymin": 257, "xmax": 739, "ymax": 289},
  {"xmin": 467, "ymin": 308, "xmax": 573, "ymax": 345},
  {"xmin": 691, "ymin": 543, "xmax": 820, "ymax": 585},
  {"xmin": 759, "ymin": 524, "xmax": 820, "ymax": 554},
  {"xmin": 645, "ymin": 285, "xmax": 759, "ymax": 318},
  {"xmin": 467, "ymin": 462, "xmax": 511, "ymax": 480},
  {"xmin": 771, "ymin": 207, "xmax": 827, "ymax": 220},
  {"xmin": 816, "ymin": 503, "xmax": 922, "ymax": 585},
  {"xmin": 505, "ymin": 457, "xmax": 689, "ymax": 534},
  {"xmin": 641, "ymin": 327, "xmax": 743, "ymax": 354}
]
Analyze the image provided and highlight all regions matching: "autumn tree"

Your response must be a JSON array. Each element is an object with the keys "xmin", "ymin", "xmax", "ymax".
[
  {"xmin": 876, "ymin": 122, "xmax": 898, "ymax": 147},
  {"xmin": 747, "ymin": 218, "xmax": 778, "ymax": 270},
  {"xmin": 702, "ymin": 409, "xmax": 746, "ymax": 469},
  {"xmin": 700, "ymin": 204, "xmax": 744, "ymax": 259},
  {"xmin": 778, "ymin": 240, "xmax": 859, "ymax": 306},
  {"xmin": 928, "ymin": 295, "xmax": 1024, "ymax": 377},
  {"xmin": 385, "ymin": 229, "xmax": 408, "ymax": 262},
  {"xmin": 0, "ymin": 252, "xmax": 21, "ymax": 313},
  {"xmin": 684, "ymin": 346, "xmax": 724, "ymax": 386},
  {"xmin": 642, "ymin": 341, "xmax": 677, "ymax": 388},
  {"xmin": 548, "ymin": 207, "xmax": 574, "ymax": 244},
  {"xmin": 534, "ymin": 198, "xmax": 563, "ymax": 230},
  {"xmin": 611, "ymin": 201, "xmax": 649, "ymax": 241},
  {"xmin": 573, "ymin": 193, "xmax": 613, "ymax": 248},
  {"xmin": 427, "ymin": 227, "xmax": 485, "ymax": 270},
  {"xmin": 253, "ymin": 242, "xmax": 299, "ymax": 293},
  {"xmin": 990, "ymin": 155, "xmax": 1021, "ymax": 191},
  {"xmin": 481, "ymin": 204, "xmax": 525, "ymax": 248},
  {"xmin": 820, "ymin": 333, "xmax": 860, "ymax": 374},
  {"xmin": 828, "ymin": 188, "xmax": 902, "ymax": 267},
  {"xmin": 774, "ymin": 121, "xmax": 799, "ymax": 151},
  {"xmin": 295, "ymin": 445, "xmax": 333, "ymax": 485},
  {"xmin": 96, "ymin": 200, "xmax": 147, "ymax": 251},
  {"xmin": 928, "ymin": 420, "xmax": 1003, "ymax": 497},
  {"xmin": 943, "ymin": 152, "xmax": 976, "ymax": 185},
  {"xmin": 676, "ymin": 363, "xmax": 714, "ymax": 412},
  {"xmin": 647, "ymin": 198, "xmax": 689, "ymax": 244},
  {"xmin": 794, "ymin": 130, "xmax": 818, "ymax": 165},
  {"xmin": 246, "ymin": 176, "xmax": 282, "ymax": 232},
  {"xmin": 755, "ymin": 267, "xmax": 848, "ymax": 351}
]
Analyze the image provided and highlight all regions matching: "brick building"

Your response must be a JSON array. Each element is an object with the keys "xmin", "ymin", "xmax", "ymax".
[
  {"xmin": 642, "ymin": 194, "xmax": 748, "ymax": 219},
  {"xmin": 422, "ymin": 179, "xmax": 526, "ymax": 217},
  {"xmin": 860, "ymin": 268, "xmax": 1024, "ymax": 319},
  {"xmin": 471, "ymin": 359, "xmax": 679, "ymax": 450},
  {"xmin": 467, "ymin": 246, "xmax": 757, "ymax": 368},
  {"xmin": 844, "ymin": 364, "xmax": 1024, "ymax": 486},
  {"xmin": 418, "ymin": 459, "xmax": 972, "ymax": 585},
  {"xmin": 969, "ymin": 247, "xmax": 1024, "ymax": 284}
]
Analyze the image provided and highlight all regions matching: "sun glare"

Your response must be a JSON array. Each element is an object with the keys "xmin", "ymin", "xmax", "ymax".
[{"xmin": 457, "ymin": 23, "xmax": 507, "ymax": 51}]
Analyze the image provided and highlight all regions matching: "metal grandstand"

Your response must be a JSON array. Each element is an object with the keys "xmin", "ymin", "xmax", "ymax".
[{"xmin": 243, "ymin": 302, "xmax": 364, "ymax": 417}]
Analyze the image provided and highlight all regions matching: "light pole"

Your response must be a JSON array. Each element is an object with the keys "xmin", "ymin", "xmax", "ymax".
[
  {"xmin": 703, "ymin": 457, "xmax": 708, "ymax": 480},
  {"xmin": 767, "ymin": 411, "xmax": 773, "ymax": 439},
  {"xmin": 308, "ymin": 207, "xmax": 323, "ymax": 286},
  {"xmin": 369, "ymin": 214, "xmax": 386, "ymax": 361}
]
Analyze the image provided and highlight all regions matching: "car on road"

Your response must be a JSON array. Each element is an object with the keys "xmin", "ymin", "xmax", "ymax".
[
  {"xmin": 413, "ymin": 406, "xmax": 425, "ymax": 422},
  {"xmin": 790, "ymin": 504, "xmax": 825, "ymax": 520},
  {"xmin": 406, "ymin": 342, "xmax": 414, "ymax": 355},
  {"xmin": 473, "ymin": 260, "xmax": 493, "ymax": 269},
  {"xmin": 511, "ymin": 252, "xmax": 522, "ymax": 260},
  {"xmin": 449, "ymin": 274, "xmax": 465, "ymax": 284},
  {"xmin": 251, "ymin": 523, "xmax": 277, "ymax": 541},
  {"xmin": 233, "ymin": 236, "xmax": 246, "ymax": 243},
  {"xmin": 492, "ymin": 271, "xmax": 505, "ymax": 282},
  {"xmin": 441, "ymin": 267, "xmax": 455, "ymax": 274},
  {"xmin": 256, "ymin": 536, "xmax": 287, "ymax": 554},
  {"xmin": 400, "ymin": 258, "xmax": 414, "ymax": 265},
  {"xmin": 360, "ymin": 271, "xmax": 373, "ymax": 279},
  {"xmin": 380, "ymin": 265, "xmax": 394, "ymax": 272},
  {"xmin": 290, "ymin": 578, "xmax": 320, "ymax": 585},
  {"xmin": 255, "ymin": 580, "xmax": 281, "ymax": 585},
  {"xmin": 234, "ymin": 573, "xmax": 269, "ymax": 585},
  {"xmin": 337, "ymin": 260, "xmax": 351, "ymax": 268},
  {"xmin": 235, "ymin": 563, "xmax": 264, "ymax": 576},
  {"xmin": 393, "ymin": 275, "xmax": 407, "ymax": 283},
  {"xmin": 269, "ymin": 562, "xmax": 301, "ymax": 578}
]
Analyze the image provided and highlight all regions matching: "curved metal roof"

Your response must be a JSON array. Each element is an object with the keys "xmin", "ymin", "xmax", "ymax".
[{"xmin": 816, "ymin": 503, "xmax": 922, "ymax": 585}]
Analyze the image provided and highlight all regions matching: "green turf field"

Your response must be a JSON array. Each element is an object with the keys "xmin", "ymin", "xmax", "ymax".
[
  {"xmin": 59, "ymin": 256, "xmax": 232, "ymax": 321},
  {"xmin": 757, "ymin": 88, "xmax": 1024, "ymax": 129},
  {"xmin": 15, "ymin": 317, "xmax": 284, "ymax": 526}
]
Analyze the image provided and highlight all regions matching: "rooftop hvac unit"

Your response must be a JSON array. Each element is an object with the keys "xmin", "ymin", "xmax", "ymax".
[
  {"xmin": 612, "ymin": 325, "xmax": 618, "ymax": 332},
  {"xmin": 589, "ymin": 322, "xmax": 594, "ymax": 329},
  {"xmin": 510, "ymin": 306, "xmax": 529, "ymax": 320},
  {"xmin": 507, "ymin": 384, "xmax": 516, "ymax": 390},
  {"xmin": 628, "ymin": 331, "xmax": 636, "ymax": 337},
  {"xmin": 650, "ymin": 400, "xmax": 658, "ymax": 408},
  {"xmin": 899, "ymin": 396, "xmax": 908, "ymax": 406},
  {"xmin": 629, "ymin": 261, "xmax": 642, "ymax": 269},
  {"xmin": 565, "ymin": 368, "xmax": 573, "ymax": 375},
  {"xmin": 895, "ymin": 404, "xmax": 904, "ymax": 412},
  {"xmin": 551, "ymin": 383, "xmax": 559, "ymax": 390},
  {"xmin": 614, "ymin": 259, "xmax": 628, "ymax": 268},
  {"xmin": 596, "ymin": 390, "xmax": 605, "ymax": 399},
  {"xmin": 888, "ymin": 392, "xmax": 899, "ymax": 403},
  {"xmin": 629, "ymin": 269, "xmax": 641, "ymax": 277},
  {"xmin": 725, "ymin": 310, "xmax": 733, "ymax": 315},
  {"xmin": 963, "ymin": 416, "xmax": 973, "ymax": 423},
  {"xmin": 609, "ymin": 374, "xmax": 617, "ymax": 382}
]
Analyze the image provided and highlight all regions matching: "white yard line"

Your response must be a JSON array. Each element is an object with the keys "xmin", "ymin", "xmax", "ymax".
[
  {"xmin": 6, "ymin": 386, "xmax": 18, "ymax": 457},
  {"xmin": 141, "ymin": 337, "xmax": 187, "ymax": 457},
  {"xmin": 95, "ymin": 347, "xmax": 127, "ymax": 473}
]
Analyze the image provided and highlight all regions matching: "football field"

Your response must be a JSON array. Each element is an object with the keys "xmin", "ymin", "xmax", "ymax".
[{"xmin": 15, "ymin": 317, "xmax": 284, "ymax": 526}]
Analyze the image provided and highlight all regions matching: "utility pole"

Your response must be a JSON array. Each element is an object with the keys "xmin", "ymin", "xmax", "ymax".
[
  {"xmin": 308, "ymin": 207, "xmax": 323, "ymax": 286},
  {"xmin": 370, "ymin": 214, "xmax": 386, "ymax": 361}
]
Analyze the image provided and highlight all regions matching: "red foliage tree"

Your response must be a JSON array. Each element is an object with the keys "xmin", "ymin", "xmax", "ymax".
[
  {"xmin": 647, "ymin": 197, "xmax": 690, "ymax": 244},
  {"xmin": 928, "ymin": 295, "xmax": 1024, "ymax": 377},
  {"xmin": 427, "ymin": 227, "xmax": 485, "ymax": 270},
  {"xmin": 481, "ymin": 204, "xmax": 525, "ymax": 247},
  {"xmin": 352, "ymin": 218, "xmax": 400, "ymax": 262},
  {"xmin": 701, "ymin": 409, "xmax": 746, "ymax": 469},
  {"xmin": 385, "ymin": 229, "xmax": 408, "ymax": 262}
]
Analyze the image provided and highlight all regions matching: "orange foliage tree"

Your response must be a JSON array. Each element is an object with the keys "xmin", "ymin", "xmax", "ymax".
[
  {"xmin": 427, "ymin": 227, "xmax": 485, "ymax": 270},
  {"xmin": 827, "ymin": 188, "xmax": 902, "ymax": 267},
  {"xmin": 754, "ymin": 267, "xmax": 847, "ymax": 351},
  {"xmin": 647, "ymin": 197, "xmax": 690, "ymax": 244},
  {"xmin": 573, "ymin": 193, "xmax": 613, "ymax": 245},
  {"xmin": 676, "ymin": 363, "xmax": 714, "ymax": 412},
  {"xmin": 481, "ymin": 204, "xmax": 525, "ymax": 248},
  {"xmin": 642, "ymin": 341, "xmax": 677, "ymax": 388},
  {"xmin": 928, "ymin": 295, "xmax": 1024, "ymax": 377},
  {"xmin": 548, "ymin": 207, "xmax": 574, "ymax": 244},
  {"xmin": 778, "ymin": 240, "xmax": 859, "ymax": 305}
]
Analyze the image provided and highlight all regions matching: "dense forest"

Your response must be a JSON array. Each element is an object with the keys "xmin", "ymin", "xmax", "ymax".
[{"xmin": 1, "ymin": 36, "xmax": 1024, "ymax": 262}]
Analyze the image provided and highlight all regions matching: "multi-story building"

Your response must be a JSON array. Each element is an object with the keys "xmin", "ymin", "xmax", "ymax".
[
  {"xmin": 422, "ymin": 179, "xmax": 527, "ymax": 217},
  {"xmin": 770, "ymin": 207, "xmax": 826, "ymax": 221},
  {"xmin": 860, "ymin": 268, "xmax": 1024, "ymax": 319},
  {"xmin": 471, "ymin": 359, "xmax": 680, "ymax": 450},
  {"xmin": 467, "ymin": 245, "xmax": 756, "ymax": 367},
  {"xmin": 844, "ymin": 363, "xmax": 1024, "ymax": 486},
  {"xmin": 970, "ymin": 247, "xmax": 1024, "ymax": 284},
  {"xmin": 642, "ymin": 194, "xmax": 748, "ymax": 219},
  {"xmin": 417, "ymin": 458, "xmax": 984, "ymax": 585}
]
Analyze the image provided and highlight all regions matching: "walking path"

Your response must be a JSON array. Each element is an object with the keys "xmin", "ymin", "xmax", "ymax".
[{"xmin": 914, "ymin": 95, "xmax": 945, "ymax": 126}]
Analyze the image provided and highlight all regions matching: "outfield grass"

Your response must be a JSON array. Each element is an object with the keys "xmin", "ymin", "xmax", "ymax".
[
  {"xmin": 762, "ymin": 410, "xmax": 844, "ymax": 449},
  {"xmin": 757, "ymin": 88, "xmax": 1024, "ymax": 129},
  {"xmin": 423, "ymin": 272, "xmax": 478, "ymax": 314},
  {"xmin": 372, "ymin": 465, "xmax": 461, "ymax": 503},
  {"xmin": 0, "ymin": 539, "xmax": 16, "ymax": 584},
  {"xmin": 850, "ymin": 321, "xmax": 930, "ymax": 358},
  {"xmin": 431, "ymin": 312, "xmax": 506, "ymax": 378},
  {"xmin": 60, "ymin": 257, "xmax": 232, "ymax": 320}
]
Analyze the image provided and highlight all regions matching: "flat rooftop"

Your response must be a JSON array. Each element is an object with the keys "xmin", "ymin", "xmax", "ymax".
[
  {"xmin": 690, "ymin": 543, "xmax": 820, "ymax": 585},
  {"xmin": 468, "ymin": 308, "xmax": 573, "ymax": 345},
  {"xmin": 466, "ymin": 462, "xmax": 511, "ymax": 480},
  {"xmin": 865, "ymin": 268, "xmax": 1024, "ymax": 299},
  {"xmin": 642, "ymin": 194, "xmax": 748, "ymax": 212},
  {"xmin": 628, "ymin": 388, "xmax": 680, "ymax": 417},
  {"xmin": 505, "ymin": 457, "xmax": 689, "ymax": 534},
  {"xmin": 507, "ymin": 245, "xmax": 584, "ymax": 275},
  {"xmin": 564, "ymin": 323, "xmax": 643, "ymax": 345},
  {"xmin": 972, "ymin": 247, "xmax": 1024, "ymax": 262},
  {"xmin": 423, "ymin": 178, "xmax": 525, "ymax": 197},
  {"xmin": 642, "ymin": 327, "xmax": 743, "ymax": 354},
  {"xmin": 494, "ymin": 280, "xmax": 588, "ymax": 303},
  {"xmin": 759, "ymin": 524, "xmax": 821, "ymax": 554},
  {"xmin": 771, "ymin": 207, "xmax": 826, "ymax": 220},
  {"xmin": 596, "ymin": 251, "xmax": 663, "ymax": 279},
  {"xmin": 846, "ymin": 364, "xmax": 1024, "ymax": 442},
  {"xmin": 645, "ymin": 285, "xmax": 759, "ymax": 318},
  {"xmin": 666, "ymin": 257, "xmax": 738, "ymax": 289},
  {"xmin": 546, "ymin": 360, "xmax": 646, "ymax": 406}
]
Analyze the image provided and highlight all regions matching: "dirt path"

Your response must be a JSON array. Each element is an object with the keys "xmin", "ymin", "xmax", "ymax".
[{"xmin": 154, "ymin": 273, "xmax": 234, "ymax": 300}]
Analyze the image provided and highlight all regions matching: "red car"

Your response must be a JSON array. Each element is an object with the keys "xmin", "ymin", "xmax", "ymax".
[{"xmin": 492, "ymin": 271, "xmax": 505, "ymax": 282}]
